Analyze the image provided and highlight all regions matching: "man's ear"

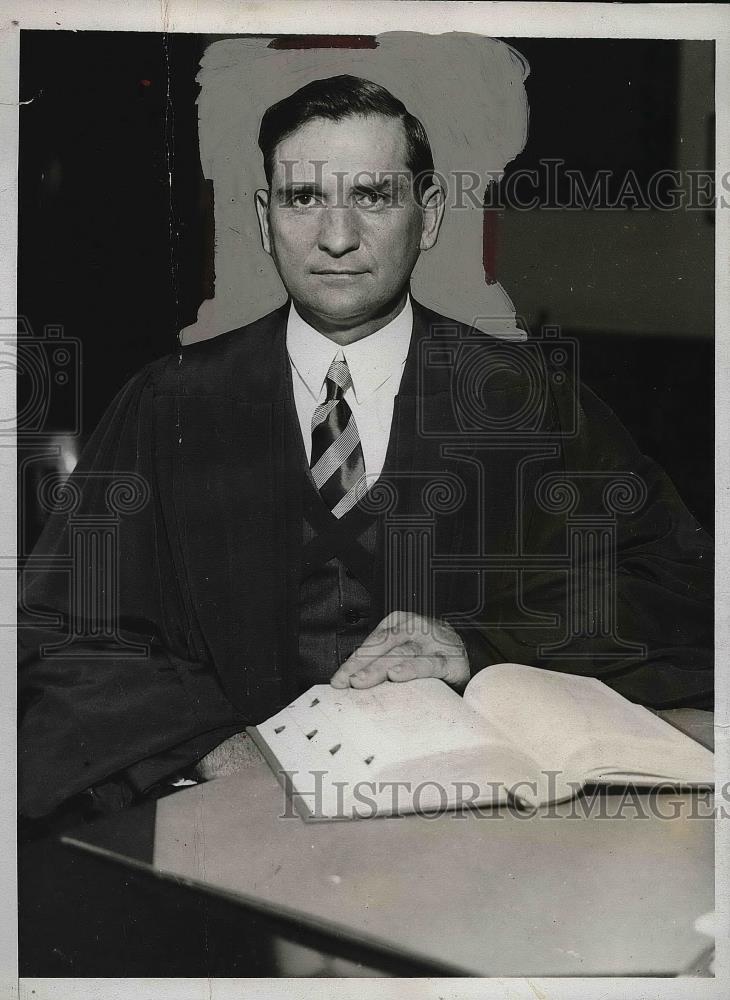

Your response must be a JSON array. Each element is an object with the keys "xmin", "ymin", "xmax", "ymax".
[
  {"xmin": 419, "ymin": 182, "xmax": 445, "ymax": 252},
  {"xmin": 254, "ymin": 188, "xmax": 272, "ymax": 255}
]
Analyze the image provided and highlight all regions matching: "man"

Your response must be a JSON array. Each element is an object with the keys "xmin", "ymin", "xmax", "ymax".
[{"xmin": 19, "ymin": 76, "xmax": 713, "ymax": 821}]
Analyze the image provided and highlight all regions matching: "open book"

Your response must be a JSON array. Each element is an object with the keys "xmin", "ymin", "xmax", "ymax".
[{"xmin": 247, "ymin": 663, "xmax": 714, "ymax": 820}]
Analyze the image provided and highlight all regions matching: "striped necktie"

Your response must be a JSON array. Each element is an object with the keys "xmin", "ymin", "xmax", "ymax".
[{"xmin": 310, "ymin": 355, "xmax": 366, "ymax": 518}]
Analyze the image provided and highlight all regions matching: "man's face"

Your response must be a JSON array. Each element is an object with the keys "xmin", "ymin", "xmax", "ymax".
[{"xmin": 255, "ymin": 114, "xmax": 442, "ymax": 332}]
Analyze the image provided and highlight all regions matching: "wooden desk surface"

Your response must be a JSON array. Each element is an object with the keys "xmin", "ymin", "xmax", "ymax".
[{"xmin": 64, "ymin": 709, "xmax": 716, "ymax": 977}]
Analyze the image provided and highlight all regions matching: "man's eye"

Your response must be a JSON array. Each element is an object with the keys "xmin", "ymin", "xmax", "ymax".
[
  {"xmin": 290, "ymin": 193, "xmax": 319, "ymax": 208},
  {"xmin": 354, "ymin": 190, "xmax": 386, "ymax": 208}
]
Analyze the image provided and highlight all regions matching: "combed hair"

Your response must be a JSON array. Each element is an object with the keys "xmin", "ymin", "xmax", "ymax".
[{"xmin": 258, "ymin": 74, "xmax": 435, "ymax": 201}]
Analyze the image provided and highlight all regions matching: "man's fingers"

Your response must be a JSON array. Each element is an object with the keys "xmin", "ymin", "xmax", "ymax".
[
  {"xmin": 329, "ymin": 648, "xmax": 395, "ymax": 688},
  {"xmin": 330, "ymin": 638, "xmax": 422, "ymax": 689},
  {"xmin": 345, "ymin": 641, "xmax": 424, "ymax": 687},
  {"xmin": 386, "ymin": 654, "xmax": 448, "ymax": 683},
  {"xmin": 329, "ymin": 615, "xmax": 418, "ymax": 687},
  {"xmin": 356, "ymin": 615, "xmax": 414, "ymax": 655},
  {"xmin": 329, "ymin": 612, "xmax": 469, "ymax": 690},
  {"xmin": 329, "ymin": 648, "xmax": 379, "ymax": 688},
  {"xmin": 347, "ymin": 659, "xmax": 391, "ymax": 688},
  {"xmin": 388, "ymin": 653, "xmax": 470, "ymax": 688}
]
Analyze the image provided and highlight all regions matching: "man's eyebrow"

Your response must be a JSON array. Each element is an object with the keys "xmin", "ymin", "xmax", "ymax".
[
  {"xmin": 351, "ymin": 176, "xmax": 397, "ymax": 194},
  {"xmin": 274, "ymin": 181, "xmax": 322, "ymax": 198}
]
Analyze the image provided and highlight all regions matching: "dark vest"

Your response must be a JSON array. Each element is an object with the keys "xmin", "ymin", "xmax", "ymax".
[
  {"xmin": 287, "ymin": 369, "xmax": 394, "ymax": 692},
  {"xmin": 280, "ymin": 318, "xmax": 461, "ymax": 699},
  {"xmin": 297, "ymin": 499, "xmax": 378, "ymax": 689}
]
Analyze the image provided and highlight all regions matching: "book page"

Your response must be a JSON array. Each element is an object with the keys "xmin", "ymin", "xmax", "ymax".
[
  {"xmin": 463, "ymin": 663, "xmax": 713, "ymax": 784},
  {"xmin": 257, "ymin": 677, "xmax": 511, "ymax": 777},
  {"xmin": 255, "ymin": 678, "xmax": 545, "ymax": 817},
  {"xmin": 577, "ymin": 734, "xmax": 713, "ymax": 785}
]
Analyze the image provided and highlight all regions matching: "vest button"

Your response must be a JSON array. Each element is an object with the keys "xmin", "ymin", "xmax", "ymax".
[{"xmin": 345, "ymin": 609, "xmax": 362, "ymax": 624}]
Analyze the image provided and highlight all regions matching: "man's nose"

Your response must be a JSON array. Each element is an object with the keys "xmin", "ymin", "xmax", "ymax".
[{"xmin": 317, "ymin": 206, "xmax": 361, "ymax": 257}]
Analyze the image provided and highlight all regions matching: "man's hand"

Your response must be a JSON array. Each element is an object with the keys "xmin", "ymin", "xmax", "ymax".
[{"xmin": 330, "ymin": 611, "xmax": 470, "ymax": 690}]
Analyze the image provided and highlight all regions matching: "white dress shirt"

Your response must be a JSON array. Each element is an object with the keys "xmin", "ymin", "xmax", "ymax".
[{"xmin": 287, "ymin": 296, "xmax": 413, "ymax": 484}]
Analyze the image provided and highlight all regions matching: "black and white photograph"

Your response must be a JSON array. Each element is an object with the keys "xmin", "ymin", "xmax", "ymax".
[{"xmin": 2, "ymin": 1, "xmax": 728, "ymax": 996}]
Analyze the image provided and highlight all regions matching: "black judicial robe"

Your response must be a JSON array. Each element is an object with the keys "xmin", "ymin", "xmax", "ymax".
[{"xmin": 18, "ymin": 300, "xmax": 714, "ymax": 818}]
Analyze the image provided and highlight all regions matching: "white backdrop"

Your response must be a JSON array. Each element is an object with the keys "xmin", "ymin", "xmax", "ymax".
[{"xmin": 181, "ymin": 32, "xmax": 530, "ymax": 343}]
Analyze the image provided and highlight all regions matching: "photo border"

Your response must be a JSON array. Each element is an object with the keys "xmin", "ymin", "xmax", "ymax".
[{"xmin": 1, "ymin": 3, "xmax": 728, "ymax": 999}]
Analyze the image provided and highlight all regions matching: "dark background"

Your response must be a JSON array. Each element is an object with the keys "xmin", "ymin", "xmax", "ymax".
[{"xmin": 497, "ymin": 38, "xmax": 714, "ymax": 535}]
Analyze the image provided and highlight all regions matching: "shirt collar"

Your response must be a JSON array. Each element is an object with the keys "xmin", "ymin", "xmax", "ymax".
[{"xmin": 286, "ymin": 295, "xmax": 413, "ymax": 404}]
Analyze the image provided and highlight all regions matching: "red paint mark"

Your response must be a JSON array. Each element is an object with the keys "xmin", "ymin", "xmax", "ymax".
[
  {"xmin": 140, "ymin": 79, "xmax": 152, "ymax": 87},
  {"xmin": 482, "ymin": 208, "xmax": 499, "ymax": 286},
  {"xmin": 269, "ymin": 36, "xmax": 378, "ymax": 50}
]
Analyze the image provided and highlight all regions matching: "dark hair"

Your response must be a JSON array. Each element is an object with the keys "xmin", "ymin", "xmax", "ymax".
[{"xmin": 258, "ymin": 74, "xmax": 435, "ymax": 201}]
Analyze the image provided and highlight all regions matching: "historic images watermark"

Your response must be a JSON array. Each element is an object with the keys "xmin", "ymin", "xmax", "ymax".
[
  {"xmin": 274, "ymin": 159, "xmax": 718, "ymax": 211},
  {"xmin": 351, "ymin": 314, "xmax": 648, "ymax": 664},
  {"xmin": 15, "ymin": 320, "xmax": 648, "ymax": 670},
  {"xmin": 276, "ymin": 768, "xmax": 720, "ymax": 822},
  {"xmin": 13, "ymin": 315, "xmax": 153, "ymax": 659}
]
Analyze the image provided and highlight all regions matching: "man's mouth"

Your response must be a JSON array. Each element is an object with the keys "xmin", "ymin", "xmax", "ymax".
[{"xmin": 311, "ymin": 269, "xmax": 368, "ymax": 275}]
